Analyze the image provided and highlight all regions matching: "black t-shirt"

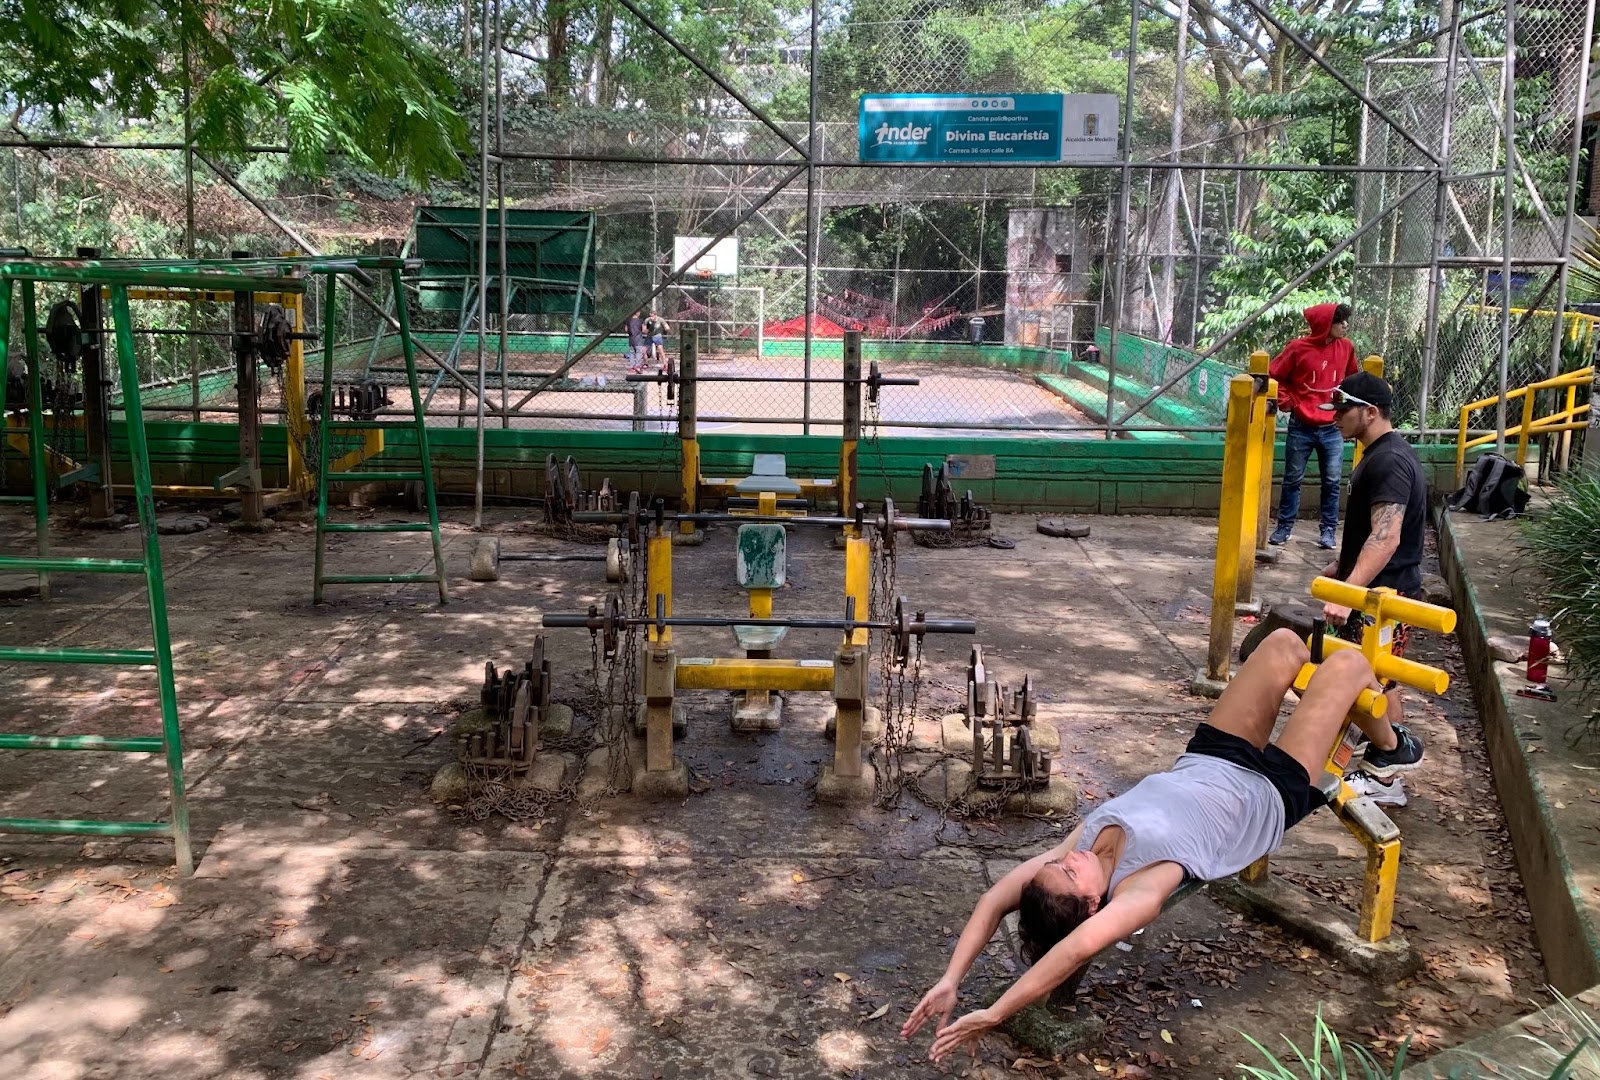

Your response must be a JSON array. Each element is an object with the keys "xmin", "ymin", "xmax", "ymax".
[
  {"xmin": 625, "ymin": 315, "xmax": 645, "ymax": 343},
  {"xmin": 1336, "ymin": 430, "xmax": 1427, "ymax": 593}
]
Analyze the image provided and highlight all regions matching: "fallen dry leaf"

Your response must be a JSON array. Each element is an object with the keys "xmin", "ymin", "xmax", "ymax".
[{"xmin": 865, "ymin": 1004, "xmax": 889, "ymax": 1021}]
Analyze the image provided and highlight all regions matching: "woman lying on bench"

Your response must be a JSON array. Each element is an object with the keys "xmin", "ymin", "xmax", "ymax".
[{"xmin": 902, "ymin": 627, "xmax": 1420, "ymax": 1062}]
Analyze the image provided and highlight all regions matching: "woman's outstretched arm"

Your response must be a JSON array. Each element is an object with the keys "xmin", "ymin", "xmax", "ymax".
[
  {"xmin": 926, "ymin": 863, "xmax": 1183, "ymax": 1062},
  {"xmin": 900, "ymin": 827, "xmax": 1083, "ymax": 1040}
]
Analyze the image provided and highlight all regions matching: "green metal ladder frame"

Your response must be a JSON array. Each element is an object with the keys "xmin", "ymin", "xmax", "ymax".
[
  {"xmin": 312, "ymin": 267, "xmax": 448, "ymax": 605},
  {"xmin": 0, "ymin": 272, "xmax": 193, "ymax": 874}
]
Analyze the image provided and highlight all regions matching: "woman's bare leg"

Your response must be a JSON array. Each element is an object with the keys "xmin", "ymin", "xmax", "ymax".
[
  {"xmin": 1203, "ymin": 629, "xmax": 1309, "ymax": 749},
  {"xmin": 1272, "ymin": 649, "xmax": 1380, "ymax": 779}
]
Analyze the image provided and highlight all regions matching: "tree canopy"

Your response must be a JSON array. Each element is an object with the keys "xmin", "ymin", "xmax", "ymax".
[{"xmin": 1, "ymin": 0, "xmax": 469, "ymax": 182}]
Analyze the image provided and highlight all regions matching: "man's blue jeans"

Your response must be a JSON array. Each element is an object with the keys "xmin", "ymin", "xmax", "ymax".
[{"xmin": 1275, "ymin": 416, "xmax": 1346, "ymax": 532}]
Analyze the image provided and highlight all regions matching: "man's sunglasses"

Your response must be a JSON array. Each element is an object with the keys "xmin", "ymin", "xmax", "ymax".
[{"xmin": 1329, "ymin": 388, "xmax": 1374, "ymax": 410}]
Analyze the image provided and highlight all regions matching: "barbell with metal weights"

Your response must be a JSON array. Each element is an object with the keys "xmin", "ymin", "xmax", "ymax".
[
  {"xmin": 543, "ymin": 594, "xmax": 975, "ymax": 666},
  {"xmin": 573, "ymin": 496, "xmax": 948, "ymax": 553},
  {"xmin": 623, "ymin": 359, "xmax": 918, "ymax": 403},
  {"xmin": 469, "ymin": 535, "xmax": 630, "ymax": 583}
]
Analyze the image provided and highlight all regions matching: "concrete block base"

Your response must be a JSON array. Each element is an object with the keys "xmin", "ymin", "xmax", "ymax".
[
  {"xmin": 671, "ymin": 529, "xmax": 707, "ymax": 547},
  {"xmin": 540, "ymin": 702, "xmax": 574, "ymax": 741},
  {"xmin": 630, "ymin": 755, "xmax": 691, "ymax": 800},
  {"xmin": 1255, "ymin": 546, "xmax": 1281, "ymax": 564},
  {"xmin": 940, "ymin": 712, "xmax": 1061, "ymax": 755},
  {"xmin": 632, "ymin": 701, "xmax": 688, "ymax": 739},
  {"xmin": 1209, "ymin": 874, "xmax": 1420, "ymax": 981},
  {"xmin": 428, "ymin": 754, "xmax": 571, "ymax": 805},
  {"xmin": 824, "ymin": 705, "xmax": 882, "ymax": 742},
  {"xmin": 1189, "ymin": 668, "xmax": 1229, "ymax": 698},
  {"xmin": 429, "ymin": 762, "xmax": 472, "ymax": 804},
  {"xmin": 80, "ymin": 513, "xmax": 131, "ymax": 530},
  {"xmin": 814, "ymin": 762, "xmax": 876, "ymax": 805},
  {"xmin": 578, "ymin": 744, "xmax": 630, "ymax": 800},
  {"xmin": 731, "ymin": 692, "xmax": 783, "ymax": 732},
  {"xmin": 1234, "ymin": 599, "xmax": 1264, "ymax": 617},
  {"xmin": 990, "ymin": 993, "xmax": 1106, "ymax": 1057},
  {"xmin": 913, "ymin": 753, "xmax": 1077, "ymax": 816}
]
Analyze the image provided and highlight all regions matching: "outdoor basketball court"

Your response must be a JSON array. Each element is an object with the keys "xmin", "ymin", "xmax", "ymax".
[{"xmin": 424, "ymin": 348, "xmax": 1099, "ymax": 439}]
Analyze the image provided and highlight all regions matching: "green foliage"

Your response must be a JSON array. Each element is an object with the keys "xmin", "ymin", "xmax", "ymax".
[
  {"xmin": 1520, "ymin": 473, "xmax": 1600, "ymax": 721},
  {"xmin": 1198, "ymin": 164, "xmax": 1356, "ymax": 360},
  {"xmin": 1233, "ymin": 1007, "xmax": 1409, "ymax": 1080},
  {"xmin": 1240, "ymin": 995, "xmax": 1600, "ymax": 1080},
  {"xmin": 0, "ymin": 0, "xmax": 469, "ymax": 184}
]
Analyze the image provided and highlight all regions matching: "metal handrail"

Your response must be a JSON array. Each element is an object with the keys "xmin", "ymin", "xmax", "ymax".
[{"xmin": 1455, "ymin": 366, "xmax": 1595, "ymax": 486}]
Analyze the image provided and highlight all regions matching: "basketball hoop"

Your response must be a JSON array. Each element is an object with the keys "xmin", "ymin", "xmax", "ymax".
[{"xmin": 694, "ymin": 266, "xmax": 716, "ymax": 282}]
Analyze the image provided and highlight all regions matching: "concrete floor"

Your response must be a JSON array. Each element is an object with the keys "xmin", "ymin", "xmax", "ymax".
[{"xmin": 0, "ymin": 505, "xmax": 1546, "ymax": 1079}]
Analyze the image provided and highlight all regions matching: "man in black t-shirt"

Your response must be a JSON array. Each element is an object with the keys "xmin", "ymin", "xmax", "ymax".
[
  {"xmin": 1315, "ymin": 371, "xmax": 1428, "ymax": 805},
  {"xmin": 625, "ymin": 311, "xmax": 646, "ymax": 373}
]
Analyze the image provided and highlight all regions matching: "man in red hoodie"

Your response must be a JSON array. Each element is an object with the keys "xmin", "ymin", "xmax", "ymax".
[{"xmin": 1268, "ymin": 302, "xmax": 1357, "ymax": 550}]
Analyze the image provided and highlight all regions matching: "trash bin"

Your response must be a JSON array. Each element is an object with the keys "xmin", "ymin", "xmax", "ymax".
[{"xmin": 968, "ymin": 316, "xmax": 986, "ymax": 346}]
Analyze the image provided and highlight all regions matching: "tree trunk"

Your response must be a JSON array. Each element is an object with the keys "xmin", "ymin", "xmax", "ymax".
[
  {"xmin": 592, "ymin": 1, "xmax": 615, "ymax": 108},
  {"xmin": 546, "ymin": 0, "xmax": 572, "ymax": 106},
  {"xmin": 1159, "ymin": 0, "xmax": 1191, "ymax": 342}
]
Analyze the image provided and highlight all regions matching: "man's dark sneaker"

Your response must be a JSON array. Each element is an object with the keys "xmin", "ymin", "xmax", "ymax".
[
  {"xmin": 1269, "ymin": 524, "xmax": 1293, "ymax": 546},
  {"xmin": 1359, "ymin": 723, "xmax": 1424, "ymax": 778},
  {"xmin": 1318, "ymin": 526, "xmax": 1337, "ymax": 549}
]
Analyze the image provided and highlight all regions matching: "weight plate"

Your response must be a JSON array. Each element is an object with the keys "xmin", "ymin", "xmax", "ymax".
[{"xmin": 563, "ymin": 456, "xmax": 582, "ymax": 514}]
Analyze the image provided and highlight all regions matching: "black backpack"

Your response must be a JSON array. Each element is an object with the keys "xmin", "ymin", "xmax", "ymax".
[{"xmin": 1445, "ymin": 452, "xmax": 1530, "ymax": 520}]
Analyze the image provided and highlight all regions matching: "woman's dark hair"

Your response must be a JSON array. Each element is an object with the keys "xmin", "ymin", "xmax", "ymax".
[
  {"xmin": 1017, "ymin": 878, "xmax": 1097, "ymax": 964},
  {"xmin": 1333, "ymin": 302, "xmax": 1352, "ymax": 324}
]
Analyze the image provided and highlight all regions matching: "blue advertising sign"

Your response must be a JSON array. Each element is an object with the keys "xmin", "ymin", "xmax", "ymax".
[{"xmin": 858, "ymin": 93, "xmax": 1120, "ymax": 164}]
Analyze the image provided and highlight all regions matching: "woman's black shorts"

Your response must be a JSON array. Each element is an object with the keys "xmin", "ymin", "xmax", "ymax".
[{"xmin": 1185, "ymin": 722, "xmax": 1327, "ymax": 829}]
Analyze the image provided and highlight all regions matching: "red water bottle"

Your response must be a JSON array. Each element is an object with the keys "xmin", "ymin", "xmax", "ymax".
[{"xmin": 1527, "ymin": 617, "xmax": 1553, "ymax": 684}]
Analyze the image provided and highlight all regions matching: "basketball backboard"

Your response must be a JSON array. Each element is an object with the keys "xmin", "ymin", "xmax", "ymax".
[{"xmin": 672, "ymin": 236, "xmax": 739, "ymax": 279}]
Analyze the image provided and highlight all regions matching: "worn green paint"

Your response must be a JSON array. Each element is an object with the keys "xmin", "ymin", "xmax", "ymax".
[
  {"xmin": 1093, "ymin": 329, "xmax": 1238, "ymax": 423},
  {"xmin": 2, "ymin": 419, "xmax": 1468, "ymax": 515}
]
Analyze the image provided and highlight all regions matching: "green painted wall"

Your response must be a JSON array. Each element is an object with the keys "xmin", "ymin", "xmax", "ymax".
[{"xmin": 4, "ymin": 420, "xmax": 1466, "ymax": 517}]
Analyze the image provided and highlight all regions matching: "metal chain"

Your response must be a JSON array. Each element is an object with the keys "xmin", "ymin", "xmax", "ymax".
[
  {"xmin": 456, "ymin": 526, "xmax": 643, "ymax": 820},
  {"xmin": 861, "ymin": 399, "xmax": 1033, "ymax": 821},
  {"xmin": 274, "ymin": 367, "xmax": 319, "ymax": 488}
]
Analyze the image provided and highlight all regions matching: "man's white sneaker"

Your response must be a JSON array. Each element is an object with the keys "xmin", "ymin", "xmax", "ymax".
[{"xmin": 1343, "ymin": 772, "xmax": 1407, "ymax": 807}]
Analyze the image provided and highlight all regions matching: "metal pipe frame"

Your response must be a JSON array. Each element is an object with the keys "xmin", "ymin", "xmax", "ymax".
[
  {"xmin": 1417, "ymin": 11, "xmax": 1465, "ymax": 444},
  {"xmin": 1498, "ymin": 0, "xmax": 1517, "ymax": 455},
  {"xmin": 1551, "ymin": 0, "xmax": 1599, "ymax": 380},
  {"xmin": 489, "ymin": 148, "xmax": 1435, "ymax": 174},
  {"xmin": 506, "ymin": 164, "xmax": 806, "ymax": 411},
  {"xmin": 8, "ymin": 0, "xmax": 1584, "ymax": 462},
  {"xmin": 1117, "ymin": 175, "xmax": 1432, "ymax": 427},
  {"xmin": 1103, "ymin": 0, "xmax": 1140, "ymax": 440}
]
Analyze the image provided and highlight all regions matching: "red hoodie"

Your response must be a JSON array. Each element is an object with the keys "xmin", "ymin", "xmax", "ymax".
[{"xmin": 1269, "ymin": 303, "xmax": 1357, "ymax": 427}]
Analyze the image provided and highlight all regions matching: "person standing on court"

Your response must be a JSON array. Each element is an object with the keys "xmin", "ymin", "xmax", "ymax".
[
  {"xmin": 1268, "ymin": 302, "xmax": 1358, "ymax": 550},
  {"xmin": 643, "ymin": 310, "xmax": 670, "ymax": 371},
  {"xmin": 1317, "ymin": 370, "xmax": 1428, "ymax": 807},
  {"xmin": 625, "ymin": 310, "xmax": 647, "ymax": 374}
]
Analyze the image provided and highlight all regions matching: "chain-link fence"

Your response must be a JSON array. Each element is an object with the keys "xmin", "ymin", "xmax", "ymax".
[
  {"xmin": 0, "ymin": 0, "xmax": 1591, "ymax": 446},
  {"xmin": 1358, "ymin": 7, "xmax": 1594, "ymax": 438}
]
